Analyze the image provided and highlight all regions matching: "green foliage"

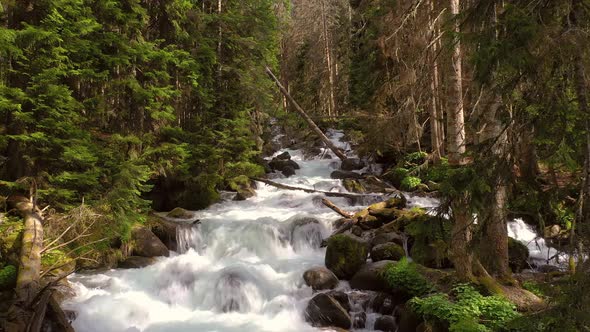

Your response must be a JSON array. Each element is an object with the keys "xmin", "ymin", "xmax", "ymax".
[
  {"xmin": 552, "ymin": 202, "xmax": 574, "ymax": 230},
  {"xmin": 401, "ymin": 176, "xmax": 422, "ymax": 191},
  {"xmin": 0, "ymin": 265, "xmax": 17, "ymax": 290},
  {"xmin": 381, "ymin": 258, "xmax": 434, "ymax": 297},
  {"xmin": 410, "ymin": 284, "xmax": 520, "ymax": 331},
  {"xmin": 522, "ymin": 281, "xmax": 544, "ymax": 298},
  {"xmin": 403, "ymin": 151, "xmax": 428, "ymax": 168},
  {"xmin": 425, "ymin": 158, "xmax": 450, "ymax": 183}
]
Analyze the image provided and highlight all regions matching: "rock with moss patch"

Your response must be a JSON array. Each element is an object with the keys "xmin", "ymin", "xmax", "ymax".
[
  {"xmin": 371, "ymin": 243, "xmax": 405, "ymax": 262},
  {"xmin": 341, "ymin": 158, "xmax": 365, "ymax": 171},
  {"xmin": 508, "ymin": 238, "xmax": 530, "ymax": 273},
  {"xmin": 382, "ymin": 167, "xmax": 409, "ymax": 188},
  {"xmin": 166, "ymin": 207, "xmax": 194, "ymax": 219},
  {"xmin": 349, "ymin": 260, "xmax": 392, "ymax": 292},
  {"xmin": 325, "ymin": 234, "xmax": 369, "ymax": 279},
  {"xmin": 343, "ymin": 179, "xmax": 366, "ymax": 193},
  {"xmin": 131, "ymin": 226, "xmax": 169, "ymax": 257},
  {"xmin": 305, "ymin": 293, "xmax": 352, "ymax": 329},
  {"xmin": 303, "ymin": 267, "xmax": 339, "ymax": 291}
]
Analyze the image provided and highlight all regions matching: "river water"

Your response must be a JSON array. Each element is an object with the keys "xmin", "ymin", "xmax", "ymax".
[{"xmin": 62, "ymin": 130, "xmax": 561, "ymax": 332}]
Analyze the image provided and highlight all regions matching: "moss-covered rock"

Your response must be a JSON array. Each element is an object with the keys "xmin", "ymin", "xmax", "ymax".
[
  {"xmin": 368, "ymin": 207, "xmax": 398, "ymax": 222},
  {"xmin": 343, "ymin": 179, "xmax": 367, "ymax": 193},
  {"xmin": 166, "ymin": 207, "xmax": 194, "ymax": 219},
  {"xmin": 0, "ymin": 220, "xmax": 24, "ymax": 267},
  {"xmin": 508, "ymin": 238, "xmax": 530, "ymax": 273},
  {"xmin": 401, "ymin": 176, "xmax": 422, "ymax": 191},
  {"xmin": 371, "ymin": 242, "xmax": 405, "ymax": 262},
  {"xmin": 382, "ymin": 167, "xmax": 409, "ymax": 188},
  {"xmin": 0, "ymin": 265, "xmax": 17, "ymax": 290},
  {"xmin": 325, "ymin": 234, "xmax": 369, "ymax": 279}
]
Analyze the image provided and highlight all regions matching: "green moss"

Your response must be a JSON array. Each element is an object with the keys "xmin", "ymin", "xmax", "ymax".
[
  {"xmin": 343, "ymin": 179, "xmax": 367, "ymax": 193},
  {"xmin": 0, "ymin": 221, "xmax": 25, "ymax": 261},
  {"xmin": 381, "ymin": 258, "xmax": 434, "ymax": 297},
  {"xmin": 0, "ymin": 265, "xmax": 17, "ymax": 290},
  {"xmin": 383, "ymin": 167, "xmax": 409, "ymax": 188},
  {"xmin": 401, "ymin": 176, "xmax": 422, "ymax": 191},
  {"xmin": 403, "ymin": 151, "xmax": 428, "ymax": 168},
  {"xmin": 325, "ymin": 234, "xmax": 369, "ymax": 278}
]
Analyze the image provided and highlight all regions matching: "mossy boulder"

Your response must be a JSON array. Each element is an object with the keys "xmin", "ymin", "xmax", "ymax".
[
  {"xmin": 325, "ymin": 234, "xmax": 369, "ymax": 279},
  {"xmin": 166, "ymin": 207, "xmax": 194, "ymax": 219},
  {"xmin": 371, "ymin": 242, "xmax": 405, "ymax": 262},
  {"xmin": 382, "ymin": 167, "xmax": 409, "ymax": 188},
  {"xmin": 229, "ymin": 175, "xmax": 257, "ymax": 201},
  {"xmin": 303, "ymin": 267, "xmax": 339, "ymax": 291},
  {"xmin": 343, "ymin": 179, "xmax": 366, "ymax": 193},
  {"xmin": 368, "ymin": 207, "xmax": 398, "ymax": 222},
  {"xmin": 349, "ymin": 260, "xmax": 392, "ymax": 292},
  {"xmin": 508, "ymin": 238, "xmax": 530, "ymax": 273}
]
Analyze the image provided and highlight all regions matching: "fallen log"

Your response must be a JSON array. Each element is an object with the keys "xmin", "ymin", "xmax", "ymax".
[
  {"xmin": 321, "ymin": 198, "xmax": 353, "ymax": 218},
  {"xmin": 251, "ymin": 177, "xmax": 371, "ymax": 200},
  {"xmin": 265, "ymin": 66, "xmax": 348, "ymax": 161}
]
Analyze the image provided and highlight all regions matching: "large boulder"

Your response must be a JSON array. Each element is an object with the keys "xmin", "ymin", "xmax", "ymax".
[
  {"xmin": 343, "ymin": 179, "xmax": 367, "ymax": 193},
  {"xmin": 508, "ymin": 238, "xmax": 530, "ymax": 273},
  {"xmin": 371, "ymin": 243, "xmax": 405, "ymax": 262},
  {"xmin": 275, "ymin": 151, "xmax": 291, "ymax": 160},
  {"xmin": 303, "ymin": 267, "xmax": 339, "ymax": 291},
  {"xmin": 369, "ymin": 292, "xmax": 399, "ymax": 315},
  {"xmin": 131, "ymin": 226, "xmax": 169, "ymax": 257},
  {"xmin": 394, "ymin": 304, "xmax": 421, "ymax": 332},
  {"xmin": 269, "ymin": 159, "xmax": 300, "ymax": 173},
  {"xmin": 330, "ymin": 170, "xmax": 364, "ymax": 180},
  {"xmin": 349, "ymin": 260, "xmax": 392, "ymax": 292},
  {"xmin": 118, "ymin": 256, "xmax": 157, "ymax": 269},
  {"xmin": 149, "ymin": 216, "xmax": 178, "ymax": 251},
  {"xmin": 341, "ymin": 158, "xmax": 365, "ymax": 171},
  {"xmin": 371, "ymin": 232, "xmax": 405, "ymax": 248},
  {"xmin": 325, "ymin": 234, "xmax": 369, "ymax": 279},
  {"xmin": 305, "ymin": 293, "xmax": 352, "ymax": 329}
]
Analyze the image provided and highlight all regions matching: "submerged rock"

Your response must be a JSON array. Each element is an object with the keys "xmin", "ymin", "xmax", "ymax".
[
  {"xmin": 325, "ymin": 234, "xmax": 369, "ymax": 279},
  {"xmin": 303, "ymin": 267, "xmax": 339, "ymax": 291},
  {"xmin": 305, "ymin": 293, "xmax": 352, "ymax": 329},
  {"xmin": 131, "ymin": 226, "xmax": 169, "ymax": 257}
]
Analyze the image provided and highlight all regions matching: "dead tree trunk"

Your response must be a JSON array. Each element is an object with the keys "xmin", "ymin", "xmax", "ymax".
[
  {"xmin": 265, "ymin": 66, "xmax": 348, "ymax": 161},
  {"xmin": 447, "ymin": 0, "xmax": 466, "ymax": 165}
]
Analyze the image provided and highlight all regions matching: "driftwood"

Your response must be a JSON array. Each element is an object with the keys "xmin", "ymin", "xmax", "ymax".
[
  {"xmin": 265, "ymin": 66, "xmax": 348, "ymax": 161},
  {"xmin": 251, "ymin": 177, "xmax": 371, "ymax": 200},
  {"xmin": 321, "ymin": 198, "xmax": 353, "ymax": 218}
]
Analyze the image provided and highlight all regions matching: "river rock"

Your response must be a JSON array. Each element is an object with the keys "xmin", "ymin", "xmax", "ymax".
[
  {"xmin": 509, "ymin": 238, "xmax": 530, "ymax": 273},
  {"xmin": 371, "ymin": 232, "xmax": 404, "ymax": 248},
  {"xmin": 370, "ymin": 243, "xmax": 405, "ymax": 262},
  {"xmin": 343, "ymin": 179, "xmax": 366, "ymax": 193},
  {"xmin": 131, "ymin": 226, "xmax": 169, "ymax": 257},
  {"xmin": 275, "ymin": 151, "xmax": 291, "ymax": 160},
  {"xmin": 330, "ymin": 170, "xmax": 364, "ymax": 180},
  {"xmin": 341, "ymin": 158, "xmax": 365, "ymax": 171},
  {"xmin": 234, "ymin": 186, "xmax": 256, "ymax": 200},
  {"xmin": 374, "ymin": 315, "xmax": 397, "ymax": 332},
  {"xmin": 269, "ymin": 159, "xmax": 300, "ymax": 172},
  {"xmin": 326, "ymin": 290, "xmax": 351, "ymax": 312},
  {"xmin": 303, "ymin": 267, "xmax": 339, "ymax": 291},
  {"xmin": 305, "ymin": 293, "xmax": 352, "ymax": 329},
  {"xmin": 325, "ymin": 234, "xmax": 369, "ymax": 279},
  {"xmin": 544, "ymin": 224, "xmax": 561, "ymax": 238},
  {"xmin": 281, "ymin": 166, "xmax": 296, "ymax": 177},
  {"xmin": 119, "ymin": 256, "xmax": 157, "ymax": 269},
  {"xmin": 349, "ymin": 260, "xmax": 392, "ymax": 292},
  {"xmin": 166, "ymin": 207, "xmax": 193, "ymax": 219},
  {"xmin": 148, "ymin": 216, "xmax": 178, "ymax": 251},
  {"xmin": 370, "ymin": 293, "xmax": 398, "ymax": 315}
]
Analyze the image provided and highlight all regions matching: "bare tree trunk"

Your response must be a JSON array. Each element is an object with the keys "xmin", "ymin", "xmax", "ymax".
[
  {"xmin": 447, "ymin": 0, "xmax": 466, "ymax": 165},
  {"xmin": 265, "ymin": 67, "xmax": 348, "ymax": 160},
  {"xmin": 320, "ymin": 0, "xmax": 337, "ymax": 118},
  {"xmin": 575, "ymin": 57, "xmax": 590, "ymax": 223},
  {"xmin": 449, "ymin": 196, "xmax": 475, "ymax": 282},
  {"xmin": 429, "ymin": 0, "xmax": 443, "ymax": 162}
]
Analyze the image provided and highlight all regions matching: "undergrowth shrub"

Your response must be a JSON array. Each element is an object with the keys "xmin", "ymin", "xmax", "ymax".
[
  {"xmin": 401, "ymin": 176, "xmax": 422, "ymax": 191},
  {"xmin": 381, "ymin": 257, "xmax": 433, "ymax": 297}
]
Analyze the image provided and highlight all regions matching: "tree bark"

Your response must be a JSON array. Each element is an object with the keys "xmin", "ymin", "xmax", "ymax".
[
  {"xmin": 449, "ymin": 196, "xmax": 475, "ymax": 282},
  {"xmin": 322, "ymin": 198, "xmax": 353, "ymax": 218},
  {"xmin": 320, "ymin": 0, "xmax": 337, "ymax": 118},
  {"xmin": 265, "ymin": 66, "xmax": 348, "ymax": 160},
  {"xmin": 447, "ymin": 0, "xmax": 466, "ymax": 166},
  {"xmin": 429, "ymin": 0, "xmax": 443, "ymax": 162}
]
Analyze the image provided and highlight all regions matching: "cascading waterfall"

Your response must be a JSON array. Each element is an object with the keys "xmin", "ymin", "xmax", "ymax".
[
  {"xmin": 63, "ymin": 130, "xmax": 378, "ymax": 332},
  {"xmin": 62, "ymin": 129, "xmax": 568, "ymax": 332}
]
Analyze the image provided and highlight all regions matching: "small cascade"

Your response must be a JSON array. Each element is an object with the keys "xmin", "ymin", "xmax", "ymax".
[
  {"xmin": 507, "ymin": 218, "xmax": 568, "ymax": 267},
  {"xmin": 176, "ymin": 224, "xmax": 203, "ymax": 254}
]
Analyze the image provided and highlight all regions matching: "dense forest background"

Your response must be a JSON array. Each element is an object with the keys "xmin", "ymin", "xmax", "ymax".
[{"xmin": 1, "ymin": 0, "xmax": 590, "ymax": 330}]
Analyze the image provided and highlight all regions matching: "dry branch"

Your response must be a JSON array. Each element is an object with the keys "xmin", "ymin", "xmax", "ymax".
[
  {"xmin": 321, "ymin": 198, "xmax": 353, "ymax": 218},
  {"xmin": 264, "ymin": 66, "xmax": 348, "ymax": 161}
]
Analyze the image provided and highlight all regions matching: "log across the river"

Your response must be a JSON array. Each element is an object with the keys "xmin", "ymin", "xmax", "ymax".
[{"xmin": 251, "ymin": 177, "xmax": 374, "ymax": 200}]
